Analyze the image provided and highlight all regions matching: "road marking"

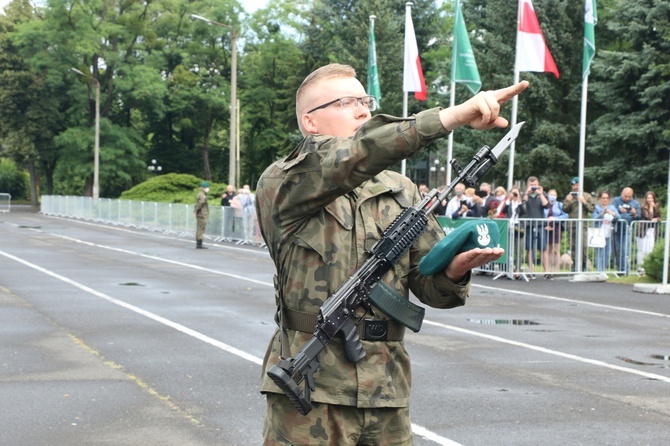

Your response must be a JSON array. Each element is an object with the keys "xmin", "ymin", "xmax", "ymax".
[
  {"xmin": 0, "ymin": 249, "xmax": 264, "ymax": 366},
  {"xmin": 473, "ymin": 283, "xmax": 670, "ymax": 319},
  {"xmin": 0, "ymin": 247, "xmax": 459, "ymax": 445},
  {"xmin": 423, "ymin": 319, "xmax": 670, "ymax": 383},
  {"xmin": 50, "ymin": 234, "xmax": 273, "ymax": 288}
]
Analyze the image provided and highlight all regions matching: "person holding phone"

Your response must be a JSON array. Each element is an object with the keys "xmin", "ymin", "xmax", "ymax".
[{"xmin": 521, "ymin": 176, "xmax": 549, "ymax": 278}]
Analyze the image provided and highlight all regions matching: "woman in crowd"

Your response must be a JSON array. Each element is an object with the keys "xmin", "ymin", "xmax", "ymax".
[
  {"xmin": 592, "ymin": 191, "xmax": 620, "ymax": 272},
  {"xmin": 635, "ymin": 190, "xmax": 661, "ymax": 271}
]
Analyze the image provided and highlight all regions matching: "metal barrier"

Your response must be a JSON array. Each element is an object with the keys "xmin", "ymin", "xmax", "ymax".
[
  {"xmin": 437, "ymin": 216, "xmax": 664, "ymax": 280},
  {"xmin": 0, "ymin": 193, "xmax": 10, "ymax": 212},
  {"xmin": 40, "ymin": 196, "xmax": 664, "ymax": 277},
  {"xmin": 40, "ymin": 195, "xmax": 264, "ymax": 245}
]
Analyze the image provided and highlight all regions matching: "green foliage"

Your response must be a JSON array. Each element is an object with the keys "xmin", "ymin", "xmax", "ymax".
[
  {"xmin": 0, "ymin": 0, "xmax": 668, "ymax": 203},
  {"xmin": 119, "ymin": 172, "xmax": 224, "ymax": 204},
  {"xmin": 642, "ymin": 240, "xmax": 667, "ymax": 282},
  {"xmin": 0, "ymin": 158, "xmax": 28, "ymax": 199}
]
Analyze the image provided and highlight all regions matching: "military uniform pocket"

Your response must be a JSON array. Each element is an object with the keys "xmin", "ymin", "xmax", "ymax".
[{"xmin": 294, "ymin": 196, "xmax": 353, "ymax": 265}]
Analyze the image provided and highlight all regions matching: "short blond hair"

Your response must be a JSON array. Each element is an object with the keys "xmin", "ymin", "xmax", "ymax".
[{"xmin": 296, "ymin": 64, "xmax": 356, "ymax": 134}]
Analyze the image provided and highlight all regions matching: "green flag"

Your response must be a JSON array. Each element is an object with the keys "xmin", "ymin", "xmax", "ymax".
[
  {"xmin": 452, "ymin": 0, "xmax": 481, "ymax": 95},
  {"xmin": 583, "ymin": 0, "xmax": 597, "ymax": 78},
  {"xmin": 368, "ymin": 15, "xmax": 381, "ymax": 108}
]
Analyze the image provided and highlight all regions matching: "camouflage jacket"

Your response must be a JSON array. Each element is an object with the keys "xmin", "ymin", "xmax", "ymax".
[
  {"xmin": 195, "ymin": 190, "xmax": 209, "ymax": 219},
  {"xmin": 255, "ymin": 108, "xmax": 471, "ymax": 408},
  {"xmin": 563, "ymin": 193, "xmax": 596, "ymax": 219}
]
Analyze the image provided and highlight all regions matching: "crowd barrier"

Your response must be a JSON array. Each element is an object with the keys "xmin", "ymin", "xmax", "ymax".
[
  {"xmin": 41, "ymin": 196, "xmax": 662, "ymax": 279},
  {"xmin": 40, "ymin": 195, "xmax": 264, "ymax": 245},
  {"xmin": 436, "ymin": 216, "xmax": 665, "ymax": 280},
  {"xmin": 0, "ymin": 193, "xmax": 10, "ymax": 212}
]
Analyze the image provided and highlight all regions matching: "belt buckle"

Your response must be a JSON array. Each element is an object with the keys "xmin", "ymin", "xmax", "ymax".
[{"xmin": 364, "ymin": 320, "xmax": 388, "ymax": 341}]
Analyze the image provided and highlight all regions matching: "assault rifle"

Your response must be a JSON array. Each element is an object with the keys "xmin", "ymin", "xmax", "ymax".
[{"xmin": 267, "ymin": 122, "xmax": 525, "ymax": 415}]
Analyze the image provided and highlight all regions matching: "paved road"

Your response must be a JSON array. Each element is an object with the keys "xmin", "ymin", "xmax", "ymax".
[{"xmin": 1, "ymin": 207, "xmax": 668, "ymax": 445}]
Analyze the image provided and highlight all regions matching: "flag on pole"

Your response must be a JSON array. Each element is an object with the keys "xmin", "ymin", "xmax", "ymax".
[
  {"xmin": 452, "ymin": 0, "xmax": 481, "ymax": 95},
  {"xmin": 583, "ymin": 0, "xmax": 597, "ymax": 78},
  {"xmin": 368, "ymin": 15, "xmax": 382, "ymax": 108},
  {"xmin": 516, "ymin": 0, "xmax": 560, "ymax": 78},
  {"xmin": 403, "ymin": 6, "xmax": 427, "ymax": 101}
]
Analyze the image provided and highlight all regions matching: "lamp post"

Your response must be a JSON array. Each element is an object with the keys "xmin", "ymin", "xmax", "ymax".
[
  {"xmin": 147, "ymin": 159, "xmax": 162, "ymax": 173},
  {"xmin": 71, "ymin": 67, "xmax": 100, "ymax": 200},
  {"xmin": 190, "ymin": 14, "xmax": 238, "ymax": 189}
]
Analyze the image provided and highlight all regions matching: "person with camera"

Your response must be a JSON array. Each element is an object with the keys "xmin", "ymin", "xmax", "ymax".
[
  {"xmin": 452, "ymin": 188, "xmax": 477, "ymax": 219},
  {"xmin": 521, "ymin": 176, "xmax": 549, "ymax": 279},
  {"xmin": 611, "ymin": 187, "xmax": 641, "ymax": 274},
  {"xmin": 563, "ymin": 177, "xmax": 596, "ymax": 271},
  {"xmin": 445, "ymin": 182, "xmax": 467, "ymax": 218},
  {"xmin": 592, "ymin": 191, "xmax": 620, "ymax": 271}
]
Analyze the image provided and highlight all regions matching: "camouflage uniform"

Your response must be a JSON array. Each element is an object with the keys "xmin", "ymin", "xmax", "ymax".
[
  {"xmin": 256, "ymin": 109, "xmax": 471, "ymax": 443},
  {"xmin": 563, "ymin": 193, "xmax": 596, "ymax": 269},
  {"xmin": 195, "ymin": 189, "xmax": 209, "ymax": 241}
]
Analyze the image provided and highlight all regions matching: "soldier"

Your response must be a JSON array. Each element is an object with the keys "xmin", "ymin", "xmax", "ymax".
[
  {"xmin": 563, "ymin": 176, "xmax": 596, "ymax": 271},
  {"xmin": 194, "ymin": 181, "xmax": 209, "ymax": 249},
  {"xmin": 255, "ymin": 63, "xmax": 528, "ymax": 445}
]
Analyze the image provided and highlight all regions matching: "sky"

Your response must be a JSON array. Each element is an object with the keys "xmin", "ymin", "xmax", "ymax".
[{"xmin": 0, "ymin": 0, "xmax": 269, "ymax": 15}]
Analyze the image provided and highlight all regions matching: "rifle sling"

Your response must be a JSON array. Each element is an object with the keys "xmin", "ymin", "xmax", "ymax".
[{"xmin": 282, "ymin": 308, "xmax": 405, "ymax": 342}]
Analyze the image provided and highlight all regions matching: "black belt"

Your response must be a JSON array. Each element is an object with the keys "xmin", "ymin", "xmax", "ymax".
[{"xmin": 282, "ymin": 309, "xmax": 405, "ymax": 342}]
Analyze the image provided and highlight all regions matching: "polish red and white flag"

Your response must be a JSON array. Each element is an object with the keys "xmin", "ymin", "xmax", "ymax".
[
  {"xmin": 516, "ymin": 0, "xmax": 560, "ymax": 78},
  {"xmin": 403, "ymin": 7, "xmax": 427, "ymax": 101}
]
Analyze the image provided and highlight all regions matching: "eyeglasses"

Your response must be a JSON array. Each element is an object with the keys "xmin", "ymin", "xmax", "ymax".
[{"xmin": 306, "ymin": 96, "xmax": 377, "ymax": 114}]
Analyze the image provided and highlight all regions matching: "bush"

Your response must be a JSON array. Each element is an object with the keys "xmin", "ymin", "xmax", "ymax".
[
  {"xmin": 0, "ymin": 159, "xmax": 28, "ymax": 200},
  {"xmin": 642, "ymin": 241, "xmax": 667, "ymax": 281},
  {"xmin": 119, "ymin": 173, "xmax": 225, "ymax": 204}
]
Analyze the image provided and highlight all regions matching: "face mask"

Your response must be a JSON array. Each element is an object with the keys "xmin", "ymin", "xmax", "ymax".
[
  {"xmin": 204, "ymin": 188, "xmax": 209, "ymax": 193},
  {"xmin": 548, "ymin": 195, "xmax": 557, "ymax": 203}
]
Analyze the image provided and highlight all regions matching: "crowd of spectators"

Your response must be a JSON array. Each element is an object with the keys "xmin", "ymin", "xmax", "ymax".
[{"xmin": 430, "ymin": 176, "xmax": 661, "ymax": 278}]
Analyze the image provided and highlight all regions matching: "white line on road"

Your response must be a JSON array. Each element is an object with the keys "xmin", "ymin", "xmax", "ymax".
[
  {"xmin": 0, "ymin": 249, "xmax": 264, "ymax": 366},
  {"xmin": 0, "ymin": 247, "xmax": 461, "ymax": 445},
  {"xmin": 423, "ymin": 319, "xmax": 670, "ymax": 383},
  {"xmin": 473, "ymin": 283, "xmax": 670, "ymax": 319}
]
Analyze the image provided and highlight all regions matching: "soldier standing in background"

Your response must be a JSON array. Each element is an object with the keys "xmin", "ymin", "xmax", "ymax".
[
  {"xmin": 563, "ymin": 177, "xmax": 596, "ymax": 271},
  {"xmin": 255, "ymin": 63, "xmax": 527, "ymax": 445},
  {"xmin": 194, "ymin": 181, "xmax": 209, "ymax": 249}
]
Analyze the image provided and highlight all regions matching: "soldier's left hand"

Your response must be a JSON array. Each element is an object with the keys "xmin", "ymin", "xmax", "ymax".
[{"xmin": 444, "ymin": 247, "xmax": 504, "ymax": 282}]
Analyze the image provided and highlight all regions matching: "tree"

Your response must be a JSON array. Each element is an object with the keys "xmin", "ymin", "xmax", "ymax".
[
  {"xmin": 0, "ymin": 0, "xmax": 66, "ymax": 204},
  {"xmin": 587, "ymin": 0, "xmax": 670, "ymax": 195}
]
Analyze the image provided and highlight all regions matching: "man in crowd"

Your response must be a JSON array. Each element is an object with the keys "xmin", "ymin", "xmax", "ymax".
[
  {"xmin": 522, "ymin": 176, "xmax": 549, "ymax": 278},
  {"xmin": 611, "ymin": 187, "xmax": 640, "ymax": 274}
]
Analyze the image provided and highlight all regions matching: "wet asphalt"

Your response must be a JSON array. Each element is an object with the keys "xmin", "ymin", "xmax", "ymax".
[{"xmin": 1, "ymin": 205, "xmax": 668, "ymax": 446}]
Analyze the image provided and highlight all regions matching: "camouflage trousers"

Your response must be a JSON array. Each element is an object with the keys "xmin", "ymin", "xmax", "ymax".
[
  {"xmin": 196, "ymin": 217, "xmax": 207, "ymax": 240},
  {"xmin": 263, "ymin": 393, "xmax": 413, "ymax": 445}
]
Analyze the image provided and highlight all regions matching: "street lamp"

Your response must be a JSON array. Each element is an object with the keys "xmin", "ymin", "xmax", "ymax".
[
  {"xmin": 190, "ymin": 13, "xmax": 238, "ymax": 189},
  {"xmin": 71, "ymin": 67, "xmax": 100, "ymax": 200},
  {"xmin": 147, "ymin": 159, "xmax": 162, "ymax": 173}
]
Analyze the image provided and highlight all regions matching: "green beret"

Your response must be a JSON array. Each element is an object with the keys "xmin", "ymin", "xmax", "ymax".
[
  {"xmin": 419, "ymin": 219, "xmax": 500, "ymax": 276},
  {"xmin": 201, "ymin": 181, "xmax": 210, "ymax": 188}
]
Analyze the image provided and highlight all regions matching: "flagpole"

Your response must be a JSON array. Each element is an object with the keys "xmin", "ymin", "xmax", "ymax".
[
  {"xmin": 446, "ymin": 0, "xmax": 459, "ymax": 186},
  {"xmin": 508, "ymin": 0, "xmax": 522, "ymax": 193},
  {"xmin": 401, "ymin": 2, "xmax": 413, "ymax": 177},
  {"xmin": 446, "ymin": 82, "xmax": 455, "ymax": 185}
]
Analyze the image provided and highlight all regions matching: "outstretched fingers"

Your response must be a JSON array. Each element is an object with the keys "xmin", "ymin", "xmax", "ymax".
[{"xmin": 444, "ymin": 247, "xmax": 505, "ymax": 282}]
